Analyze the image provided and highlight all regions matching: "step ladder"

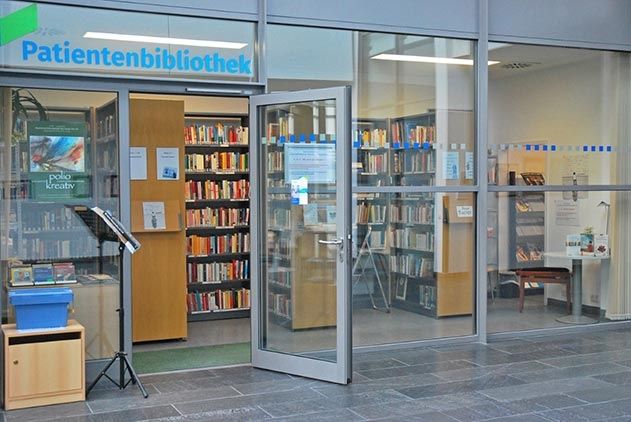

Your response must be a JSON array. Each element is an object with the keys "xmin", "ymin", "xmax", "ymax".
[{"xmin": 352, "ymin": 226, "xmax": 390, "ymax": 313}]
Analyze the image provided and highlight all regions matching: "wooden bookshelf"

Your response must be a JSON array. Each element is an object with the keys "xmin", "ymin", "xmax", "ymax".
[{"xmin": 183, "ymin": 114, "xmax": 251, "ymax": 322}]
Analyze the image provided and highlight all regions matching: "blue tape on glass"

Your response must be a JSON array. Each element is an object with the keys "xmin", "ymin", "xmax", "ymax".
[
  {"xmin": 290, "ymin": 135, "xmax": 296, "ymax": 143},
  {"xmin": 331, "ymin": 138, "xmax": 336, "ymax": 143},
  {"xmin": 393, "ymin": 142, "xmax": 400, "ymax": 149},
  {"xmin": 353, "ymin": 141, "xmax": 360, "ymax": 148},
  {"xmin": 279, "ymin": 136, "xmax": 285, "ymax": 145},
  {"xmin": 413, "ymin": 142, "xmax": 420, "ymax": 149},
  {"xmin": 310, "ymin": 134, "xmax": 316, "ymax": 143},
  {"xmin": 599, "ymin": 145, "xmax": 604, "ymax": 152},
  {"xmin": 525, "ymin": 144, "xmax": 531, "ymax": 151},
  {"xmin": 591, "ymin": 145, "xmax": 596, "ymax": 152},
  {"xmin": 551, "ymin": 145, "xmax": 557, "ymax": 151},
  {"xmin": 423, "ymin": 142, "xmax": 430, "ymax": 150},
  {"xmin": 534, "ymin": 145, "xmax": 540, "ymax": 151},
  {"xmin": 606, "ymin": 145, "xmax": 612, "ymax": 152},
  {"xmin": 300, "ymin": 134, "xmax": 305, "ymax": 143},
  {"xmin": 404, "ymin": 142, "xmax": 410, "ymax": 149},
  {"xmin": 583, "ymin": 145, "xmax": 589, "ymax": 152},
  {"xmin": 542, "ymin": 145, "xmax": 548, "ymax": 151}
]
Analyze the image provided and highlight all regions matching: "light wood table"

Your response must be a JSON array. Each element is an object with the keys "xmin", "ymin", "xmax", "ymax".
[{"xmin": 3, "ymin": 320, "xmax": 85, "ymax": 410}]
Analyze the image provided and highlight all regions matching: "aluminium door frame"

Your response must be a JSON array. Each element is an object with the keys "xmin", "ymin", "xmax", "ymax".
[{"xmin": 249, "ymin": 86, "xmax": 352, "ymax": 384}]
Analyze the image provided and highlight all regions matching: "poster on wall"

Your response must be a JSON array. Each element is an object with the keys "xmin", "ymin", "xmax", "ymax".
[
  {"xmin": 554, "ymin": 199, "xmax": 579, "ymax": 226},
  {"xmin": 130, "ymin": 147, "xmax": 147, "ymax": 180},
  {"xmin": 442, "ymin": 151, "xmax": 460, "ymax": 180},
  {"xmin": 156, "ymin": 148, "xmax": 179, "ymax": 180},
  {"xmin": 142, "ymin": 201, "xmax": 166, "ymax": 230},
  {"xmin": 284, "ymin": 144, "xmax": 336, "ymax": 184},
  {"xmin": 28, "ymin": 121, "xmax": 90, "ymax": 200}
]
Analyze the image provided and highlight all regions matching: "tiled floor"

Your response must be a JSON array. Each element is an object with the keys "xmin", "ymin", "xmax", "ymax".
[{"xmin": 8, "ymin": 326, "xmax": 631, "ymax": 421}]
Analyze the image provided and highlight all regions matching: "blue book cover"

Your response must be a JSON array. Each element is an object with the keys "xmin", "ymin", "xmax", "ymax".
[{"xmin": 32, "ymin": 263, "xmax": 55, "ymax": 285}]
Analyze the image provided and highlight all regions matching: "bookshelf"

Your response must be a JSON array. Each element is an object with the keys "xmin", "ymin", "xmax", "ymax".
[
  {"xmin": 509, "ymin": 192, "xmax": 545, "ymax": 270},
  {"xmin": 184, "ymin": 114, "xmax": 251, "ymax": 321}
]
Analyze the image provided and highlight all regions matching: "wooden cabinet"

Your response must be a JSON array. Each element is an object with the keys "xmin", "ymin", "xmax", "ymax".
[{"xmin": 3, "ymin": 320, "xmax": 85, "ymax": 410}]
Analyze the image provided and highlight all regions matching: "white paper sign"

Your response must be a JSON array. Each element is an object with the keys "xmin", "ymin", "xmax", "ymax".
[
  {"xmin": 291, "ymin": 177, "xmax": 309, "ymax": 205},
  {"xmin": 130, "ymin": 147, "xmax": 147, "ymax": 180},
  {"xmin": 156, "ymin": 147, "xmax": 180, "ymax": 180},
  {"xmin": 555, "ymin": 199, "xmax": 579, "ymax": 226},
  {"xmin": 285, "ymin": 144, "xmax": 336, "ymax": 183},
  {"xmin": 142, "ymin": 202, "xmax": 166, "ymax": 230},
  {"xmin": 456, "ymin": 205, "xmax": 473, "ymax": 218},
  {"xmin": 465, "ymin": 152, "xmax": 474, "ymax": 180},
  {"xmin": 443, "ymin": 151, "xmax": 460, "ymax": 180}
]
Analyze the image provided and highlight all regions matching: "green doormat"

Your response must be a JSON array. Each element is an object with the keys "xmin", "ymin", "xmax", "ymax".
[{"xmin": 133, "ymin": 342, "xmax": 251, "ymax": 374}]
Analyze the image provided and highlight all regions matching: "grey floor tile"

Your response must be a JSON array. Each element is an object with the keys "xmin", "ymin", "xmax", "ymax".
[
  {"xmin": 5, "ymin": 402, "xmax": 91, "ymax": 422},
  {"xmin": 433, "ymin": 362, "xmax": 551, "ymax": 382},
  {"xmin": 536, "ymin": 399, "xmax": 631, "ymax": 421},
  {"xmin": 314, "ymin": 373, "xmax": 444, "ymax": 397},
  {"xmin": 273, "ymin": 408, "xmax": 365, "ymax": 422},
  {"xmin": 480, "ymin": 377, "xmax": 614, "ymax": 402},
  {"xmin": 173, "ymin": 388, "xmax": 323, "ymax": 415},
  {"xmin": 139, "ymin": 369, "xmax": 217, "ymax": 384},
  {"xmin": 56, "ymin": 405, "xmax": 179, "ymax": 422},
  {"xmin": 85, "ymin": 384, "xmax": 160, "ymax": 400},
  {"xmin": 231, "ymin": 377, "xmax": 326, "ymax": 395},
  {"xmin": 396, "ymin": 375, "xmax": 524, "ymax": 399},
  {"xmin": 593, "ymin": 371, "xmax": 631, "ymax": 385},
  {"xmin": 88, "ymin": 385, "xmax": 241, "ymax": 413},
  {"xmin": 501, "ymin": 394, "xmax": 586, "ymax": 413},
  {"xmin": 442, "ymin": 401, "xmax": 522, "ymax": 421},
  {"xmin": 353, "ymin": 358, "xmax": 409, "ymax": 371},
  {"xmin": 487, "ymin": 415, "xmax": 550, "ymax": 422},
  {"xmin": 358, "ymin": 359, "xmax": 476, "ymax": 380},
  {"xmin": 372, "ymin": 411, "xmax": 459, "ymax": 422},
  {"xmin": 512, "ymin": 362, "xmax": 624, "ymax": 383},
  {"xmin": 148, "ymin": 405, "xmax": 271, "ymax": 421},
  {"xmin": 565, "ymin": 385, "xmax": 631, "ymax": 403}
]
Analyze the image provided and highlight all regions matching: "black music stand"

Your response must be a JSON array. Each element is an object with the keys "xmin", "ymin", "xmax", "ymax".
[{"xmin": 69, "ymin": 205, "xmax": 147, "ymax": 398}]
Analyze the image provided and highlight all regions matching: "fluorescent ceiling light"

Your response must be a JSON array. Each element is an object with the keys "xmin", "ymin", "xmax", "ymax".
[
  {"xmin": 83, "ymin": 32, "xmax": 247, "ymax": 49},
  {"xmin": 372, "ymin": 53, "xmax": 499, "ymax": 66}
]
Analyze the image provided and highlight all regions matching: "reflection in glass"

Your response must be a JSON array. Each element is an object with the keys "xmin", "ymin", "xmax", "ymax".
[
  {"xmin": 0, "ymin": 87, "xmax": 120, "ymax": 360},
  {"xmin": 260, "ymin": 99, "xmax": 338, "ymax": 361}
]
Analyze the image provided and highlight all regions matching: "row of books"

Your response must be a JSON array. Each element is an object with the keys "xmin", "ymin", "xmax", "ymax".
[
  {"xmin": 356, "ymin": 203, "xmax": 386, "ymax": 224},
  {"xmin": 359, "ymin": 152, "xmax": 388, "ymax": 173},
  {"xmin": 9, "ymin": 262, "xmax": 76, "ymax": 286},
  {"xmin": 187, "ymin": 233, "xmax": 250, "ymax": 256},
  {"xmin": 390, "ymin": 229, "xmax": 434, "ymax": 252},
  {"xmin": 267, "ymin": 233, "xmax": 291, "ymax": 256},
  {"xmin": 390, "ymin": 254, "xmax": 434, "ymax": 278},
  {"xmin": 186, "ymin": 207, "xmax": 250, "ymax": 228},
  {"xmin": 268, "ymin": 268, "xmax": 291, "ymax": 288},
  {"xmin": 390, "ymin": 203, "xmax": 434, "ymax": 225},
  {"xmin": 97, "ymin": 113, "xmax": 116, "ymax": 138},
  {"xmin": 393, "ymin": 150, "xmax": 436, "ymax": 174},
  {"xmin": 269, "ymin": 292, "xmax": 291, "ymax": 318},
  {"xmin": 267, "ymin": 151, "xmax": 284, "ymax": 172},
  {"xmin": 516, "ymin": 225, "xmax": 545, "ymax": 236},
  {"xmin": 269, "ymin": 208, "xmax": 290, "ymax": 229},
  {"xmin": 21, "ymin": 208, "xmax": 81, "ymax": 232},
  {"xmin": 391, "ymin": 122, "xmax": 436, "ymax": 144},
  {"xmin": 184, "ymin": 152, "xmax": 249, "ymax": 172},
  {"xmin": 355, "ymin": 128, "xmax": 388, "ymax": 148},
  {"xmin": 185, "ymin": 179, "xmax": 249, "ymax": 201},
  {"xmin": 419, "ymin": 285, "xmax": 437, "ymax": 310},
  {"xmin": 20, "ymin": 238, "xmax": 95, "ymax": 260},
  {"xmin": 184, "ymin": 124, "xmax": 248, "ymax": 145},
  {"xmin": 516, "ymin": 244, "xmax": 543, "ymax": 262},
  {"xmin": 0, "ymin": 181, "xmax": 29, "ymax": 199},
  {"xmin": 187, "ymin": 260, "xmax": 249, "ymax": 284},
  {"xmin": 186, "ymin": 288, "xmax": 251, "ymax": 313}
]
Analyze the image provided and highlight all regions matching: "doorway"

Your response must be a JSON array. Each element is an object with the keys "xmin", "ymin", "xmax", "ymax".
[{"xmin": 129, "ymin": 93, "xmax": 252, "ymax": 374}]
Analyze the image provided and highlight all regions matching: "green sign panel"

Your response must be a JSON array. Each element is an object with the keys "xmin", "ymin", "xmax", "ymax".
[{"xmin": 0, "ymin": 4, "xmax": 38, "ymax": 46}]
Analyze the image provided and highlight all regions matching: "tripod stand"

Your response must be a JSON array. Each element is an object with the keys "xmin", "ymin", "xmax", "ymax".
[
  {"xmin": 86, "ymin": 243, "xmax": 148, "ymax": 398},
  {"xmin": 352, "ymin": 227, "xmax": 390, "ymax": 312}
]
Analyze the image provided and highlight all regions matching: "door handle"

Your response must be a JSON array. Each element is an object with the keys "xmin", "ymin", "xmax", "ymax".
[{"xmin": 318, "ymin": 238, "xmax": 343, "ymax": 245}]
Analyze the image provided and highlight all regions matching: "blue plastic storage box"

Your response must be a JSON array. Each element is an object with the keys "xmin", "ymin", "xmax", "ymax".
[{"xmin": 9, "ymin": 288, "xmax": 73, "ymax": 330}]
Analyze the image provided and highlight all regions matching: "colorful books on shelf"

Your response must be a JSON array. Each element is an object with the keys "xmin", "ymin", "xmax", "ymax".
[
  {"xmin": 355, "ymin": 128, "xmax": 387, "ymax": 148},
  {"xmin": 269, "ymin": 292, "xmax": 291, "ymax": 318},
  {"xmin": 356, "ymin": 202, "xmax": 386, "ymax": 224},
  {"xmin": 359, "ymin": 152, "xmax": 387, "ymax": 173},
  {"xmin": 185, "ymin": 179, "xmax": 249, "ymax": 201},
  {"xmin": 186, "ymin": 288, "xmax": 250, "ymax": 313},
  {"xmin": 419, "ymin": 285, "xmax": 436, "ymax": 310},
  {"xmin": 9, "ymin": 265, "xmax": 34, "ymax": 287},
  {"xmin": 187, "ymin": 260, "xmax": 249, "ymax": 284},
  {"xmin": 267, "ymin": 151, "xmax": 284, "ymax": 172},
  {"xmin": 186, "ymin": 207, "xmax": 250, "ymax": 228},
  {"xmin": 390, "ymin": 254, "xmax": 433, "ymax": 278},
  {"xmin": 32, "ymin": 263, "xmax": 55, "ymax": 285},
  {"xmin": 53, "ymin": 262, "xmax": 77, "ymax": 284},
  {"xmin": 187, "ymin": 233, "xmax": 250, "ymax": 256},
  {"xmin": 390, "ymin": 229, "xmax": 434, "ymax": 252},
  {"xmin": 389, "ymin": 203, "xmax": 434, "ymax": 224},
  {"xmin": 391, "ymin": 122, "xmax": 435, "ymax": 145},
  {"xmin": 185, "ymin": 152, "xmax": 249, "ymax": 172},
  {"xmin": 185, "ymin": 123, "xmax": 248, "ymax": 145}
]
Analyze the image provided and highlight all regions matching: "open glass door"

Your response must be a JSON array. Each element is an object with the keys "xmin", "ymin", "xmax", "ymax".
[{"xmin": 250, "ymin": 87, "xmax": 352, "ymax": 384}]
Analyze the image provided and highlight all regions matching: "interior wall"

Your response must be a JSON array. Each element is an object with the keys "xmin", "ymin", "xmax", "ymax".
[
  {"xmin": 129, "ymin": 94, "xmax": 248, "ymax": 114},
  {"xmin": 490, "ymin": 56, "xmax": 611, "ymax": 307}
]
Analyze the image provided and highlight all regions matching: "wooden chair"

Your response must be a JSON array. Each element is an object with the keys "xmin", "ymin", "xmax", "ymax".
[{"xmin": 516, "ymin": 267, "xmax": 571, "ymax": 313}]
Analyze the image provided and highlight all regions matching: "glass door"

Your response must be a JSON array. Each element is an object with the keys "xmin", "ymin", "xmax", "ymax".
[{"xmin": 250, "ymin": 87, "xmax": 352, "ymax": 384}]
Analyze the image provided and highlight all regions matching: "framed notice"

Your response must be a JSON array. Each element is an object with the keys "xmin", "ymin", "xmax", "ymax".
[
  {"xmin": 284, "ymin": 143, "xmax": 336, "ymax": 183},
  {"xmin": 156, "ymin": 147, "xmax": 180, "ymax": 180}
]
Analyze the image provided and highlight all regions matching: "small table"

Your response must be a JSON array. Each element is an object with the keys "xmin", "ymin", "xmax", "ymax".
[{"xmin": 544, "ymin": 252, "xmax": 610, "ymax": 325}]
